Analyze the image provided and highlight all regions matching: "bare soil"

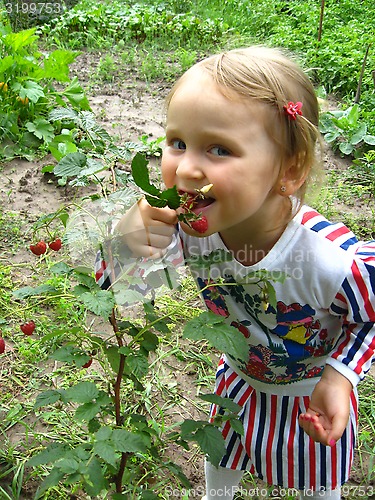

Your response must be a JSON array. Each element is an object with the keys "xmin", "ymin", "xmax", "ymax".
[{"xmin": 0, "ymin": 50, "xmax": 374, "ymax": 499}]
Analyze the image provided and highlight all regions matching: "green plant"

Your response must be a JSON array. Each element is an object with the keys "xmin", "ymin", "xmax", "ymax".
[
  {"xmin": 349, "ymin": 150, "xmax": 375, "ymax": 198},
  {"xmin": 7, "ymin": 151, "xmax": 288, "ymax": 497},
  {"xmin": 319, "ymin": 105, "xmax": 375, "ymax": 156},
  {"xmin": 0, "ymin": 22, "xmax": 90, "ymax": 160}
]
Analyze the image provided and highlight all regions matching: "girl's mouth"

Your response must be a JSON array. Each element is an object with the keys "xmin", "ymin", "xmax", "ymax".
[{"xmin": 178, "ymin": 189, "xmax": 215, "ymax": 213}]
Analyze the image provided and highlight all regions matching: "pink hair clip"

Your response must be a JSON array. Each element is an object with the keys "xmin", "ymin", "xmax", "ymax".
[{"xmin": 283, "ymin": 101, "xmax": 303, "ymax": 121}]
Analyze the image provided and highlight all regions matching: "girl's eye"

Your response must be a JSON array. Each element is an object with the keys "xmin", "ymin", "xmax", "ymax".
[
  {"xmin": 171, "ymin": 139, "xmax": 186, "ymax": 150},
  {"xmin": 210, "ymin": 146, "xmax": 231, "ymax": 157}
]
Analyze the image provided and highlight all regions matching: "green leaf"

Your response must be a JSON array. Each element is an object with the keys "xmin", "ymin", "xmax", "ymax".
[
  {"xmin": 183, "ymin": 311, "xmax": 248, "ymax": 362},
  {"xmin": 13, "ymin": 284, "xmax": 57, "ymax": 299},
  {"xmin": 34, "ymin": 390, "xmax": 62, "ymax": 409},
  {"xmin": 112, "ymin": 429, "xmax": 150, "ymax": 453},
  {"xmin": 125, "ymin": 353, "xmax": 149, "ymax": 379},
  {"xmin": 64, "ymin": 381, "xmax": 99, "ymax": 403},
  {"xmin": 324, "ymin": 131, "xmax": 340, "ymax": 143},
  {"xmin": 54, "ymin": 152, "xmax": 87, "ymax": 178},
  {"xmin": 63, "ymin": 77, "xmax": 91, "ymax": 110},
  {"xmin": 35, "ymin": 467, "xmax": 65, "ymax": 496},
  {"xmin": 0, "ymin": 55, "xmax": 14, "ymax": 74},
  {"xmin": 141, "ymin": 331, "xmax": 159, "ymax": 352},
  {"xmin": 164, "ymin": 462, "xmax": 192, "ymax": 489},
  {"xmin": 75, "ymin": 402, "xmax": 102, "ymax": 422},
  {"xmin": 79, "ymin": 289, "xmax": 115, "ymax": 317},
  {"xmin": 350, "ymin": 123, "xmax": 367, "ymax": 145},
  {"xmin": 51, "ymin": 345, "xmax": 82, "ymax": 364},
  {"xmin": 145, "ymin": 194, "xmax": 168, "ymax": 208},
  {"xmin": 5, "ymin": 28, "xmax": 38, "ymax": 52},
  {"xmin": 27, "ymin": 443, "xmax": 68, "ymax": 467},
  {"xmin": 180, "ymin": 421, "xmax": 225, "ymax": 468},
  {"xmin": 339, "ymin": 142, "xmax": 354, "ymax": 155},
  {"xmin": 42, "ymin": 49, "xmax": 78, "ymax": 83},
  {"xmin": 346, "ymin": 105, "xmax": 359, "ymax": 126},
  {"xmin": 56, "ymin": 458, "xmax": 79, "ymax": 474},
  {"xmin": 93, "ymin": 440, "xmax": 118, "ymax": 468},
  {"xmin": 49, "ymin": 107, "xmax": 79, "ymax": 123},
  {"xmin": 131, "ymin": 153, "xmax": 160, "ymax": 196},
  {"xmin": 48, "ymin": 135, "xmax": 77, "ymax": 161},
  {"xmin": 85, "ymin": 457, "xmax": 108, "ymax": 496},
  {"xmin": 229, "ymin": 417, "xmax": 244, "ymax": 436},
  {"xmin": 14, "ymin": 80, "xmax": 45, "ymax": 103},
  {"xmin": 160, "ymin": 185, "xmax": 181, "ymax": 209},
  {"xmin": 364, "ymin": 134, "xmax": 375, "ymax": 145},
  {"xmin": 26, "ymin": 119, "xmax": 55, "ymax": 143},
  {"xmin": 50, "ymin": 262, "xmax": 72, "ymax": 275},
  {"xmin": 199, "ymin": 394, "xmax": 241, "ymax": 413}
]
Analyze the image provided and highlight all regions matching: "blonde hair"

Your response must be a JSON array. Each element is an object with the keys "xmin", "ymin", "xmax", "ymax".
[{"xmin": 166, "ymin": 46, "xmax": 322, "ymax": 210}]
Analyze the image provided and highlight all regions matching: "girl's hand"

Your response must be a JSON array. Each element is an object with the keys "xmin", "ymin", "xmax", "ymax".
[
  {"xmin": 298, "ymin": 365, "xmax": 353, "ymax": 447},
  {"xmin": 116, "ymin": 198, "xmax": 178, "ymax": 258}
]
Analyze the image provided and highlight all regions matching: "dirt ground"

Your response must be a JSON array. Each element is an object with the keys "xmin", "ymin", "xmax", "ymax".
[{"xmin": 1, "ymin": 51, "xmax": 374, "ymax": 498}]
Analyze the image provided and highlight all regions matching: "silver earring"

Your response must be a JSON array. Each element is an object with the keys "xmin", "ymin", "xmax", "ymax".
[{"xmin": 280, "ymin": 186, "xmax": 286, "ymax": 193}]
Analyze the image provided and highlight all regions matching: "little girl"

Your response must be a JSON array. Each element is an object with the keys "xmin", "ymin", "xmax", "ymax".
[{"xmin": 97, "ymin": 46, "xmax": 375, "ymax": 499}]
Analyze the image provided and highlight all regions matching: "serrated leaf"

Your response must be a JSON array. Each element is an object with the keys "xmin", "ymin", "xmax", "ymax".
[
  {"xmin": 50, "ymin": 262, "xmax": 72, "ymax": 275},
  {"xmin": 125, "ymin": 354, "xmax": 149, "ymax": 379},
  {"xmin": 35, "ymin": 467, "xmax": 65, "ymax": 496},
  {"xmin": 141, "ymin": 331, "xmax": 159, "ymax": 352},
  {"xmin": 51, "ymin": 345, "xmax": 81, "ymax": 363},
  {"xmin": 13, "ymin": 284, "xmax": 57, "ymax": 299},
  {"xmin": 131, "ymin": 153, "xmax": 160, "ymax": 196},
  {"xmin": 27, "ymin": 443, "xmax": 68, "ymax": 467},
  {"xmin": 79, "ymin": 289, "xmax": 115, "ymax": 317},
  {"xmin": 229, "ymin": 417, "xmax": 244, "ymax": 436},
  {"xmin": 93, "ymin": 440, "xmax": 118, "ymax": 468},
  {"xmin": 34, "ymin": 390, "xmax": 62, "ymax": 409},
  {"xmin": 180, "ymin": 421, "xmax": 225, "ymax": 468},
  {"xmin": 199, "ymin": 394, "xmax": 241, "ymax": 413},
  {"xmin": 85, "ymin": 457, "xmax": 108, "ymax": 496},
  {"xmin": 64, "ymin": 381, "xmax": 99, "ymax": 403},
  {"xmin": 160, "ymin": 186, "xmax": 181, "ymax": 209},
  {"xmin": 56, "ymin": 458, "xmax": 79, "ymax": 474},
  {"xmin": 183, "ymin": 311, "xmax": 248, "ymax": 362},
  {"xmin": 112, "ymin": 429, "xmax": 150, "ymax": 453},
  {"xmin": 54, "ymin": 152, "xmax": 87, "ymax": 178},
  {"xmin": 75, "ymin": 401, "xmax": 102, "ymax": 421},
  {"xmin": 145, "ymin": 194, "xmax": 168, "ymax": 208}
]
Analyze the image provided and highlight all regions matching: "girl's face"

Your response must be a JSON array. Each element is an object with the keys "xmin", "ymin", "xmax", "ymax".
[{"xmin": 162, "ymin": 69, "xmax": 287, "ymax": 244}]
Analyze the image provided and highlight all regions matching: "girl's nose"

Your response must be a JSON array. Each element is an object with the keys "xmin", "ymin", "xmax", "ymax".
[{"xmin": 175, "ymin": 153, "xmax": 204, "ymax": 180}]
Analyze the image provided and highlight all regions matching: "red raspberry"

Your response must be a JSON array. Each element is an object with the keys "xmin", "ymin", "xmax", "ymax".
[
  {"xmin": 82, "ymin": 357, "xmax": 93, "ymax": 368},
  {"xmin": 0, "ymin": 337, "xmax": 5, "ymax": 354},
  {"xmin": 48, "ymin": 238, "xmax": 62, "ymax": 251},
  {"xmin": 30, "ymin": 241, "xmax": 47, "ymax": 255},
  {"xmin": 20, "ymin": 321, "xmax": 35, "ymax": 336},
  {"xmin": 190, "ymin": 216, "xmax": 208, "ymax": 234}
]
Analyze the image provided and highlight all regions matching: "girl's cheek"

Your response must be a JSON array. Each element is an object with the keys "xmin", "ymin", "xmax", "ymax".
[{"xmin": 161, "ymin": 157, "xmax": 177, "ymax": 186}]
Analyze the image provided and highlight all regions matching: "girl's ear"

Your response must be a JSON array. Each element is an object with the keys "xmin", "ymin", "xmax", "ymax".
[{"xmin": 277, "ymin": 155, "xmax": 309, "ymax": 196}]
